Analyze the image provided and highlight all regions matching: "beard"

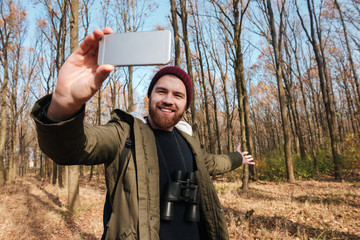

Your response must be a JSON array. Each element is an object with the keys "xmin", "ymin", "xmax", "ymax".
[{"xmin": 148, "ymin": 100, "xmax": 186, "ymax": 130}]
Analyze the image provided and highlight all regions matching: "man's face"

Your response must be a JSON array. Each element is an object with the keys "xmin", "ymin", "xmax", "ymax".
[{"xmin": 148, "ymin": 75, "xmax": 187, "ymax": 131}]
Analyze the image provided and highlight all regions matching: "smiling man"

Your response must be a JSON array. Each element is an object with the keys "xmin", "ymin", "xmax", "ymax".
[
  {"xmin": 31, "ymin": 27, "xmax": 254, "ymax": 240},
  {"xmin": 147, "ymin": 68, "xmax": 190, "ymax": 131}
]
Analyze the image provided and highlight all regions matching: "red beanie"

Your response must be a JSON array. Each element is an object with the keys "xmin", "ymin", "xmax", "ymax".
[{"xmin": 147, "ymin": 66, "xmax": 193, "ymax": 109}]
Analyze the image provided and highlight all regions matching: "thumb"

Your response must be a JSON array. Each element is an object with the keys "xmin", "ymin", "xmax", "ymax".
[
  {"xmin": 94, "ymin": 64, "xmax": 114, "ymax": 89},
  {"xmin": 236, "ymin": 142, "xmax": 241, "ymax": 153}
]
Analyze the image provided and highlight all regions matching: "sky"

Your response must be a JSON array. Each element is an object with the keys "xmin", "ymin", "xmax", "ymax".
[
  {"xmin": 23, "ymin": 0, "xmax": 173, "ymax": 112},
  {"xmin": 25, "ymin": 1, "xmax": 171, "ymax": 33}
]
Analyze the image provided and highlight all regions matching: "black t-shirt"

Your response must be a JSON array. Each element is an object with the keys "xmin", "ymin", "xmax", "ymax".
[{"xmin": 152, "ymin": 128, "xmax": 200, "ymax": 240}]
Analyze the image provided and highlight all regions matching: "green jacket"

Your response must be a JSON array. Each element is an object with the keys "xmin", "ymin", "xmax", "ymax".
[{"xmin": 31, "ymin": 95, "xmax": 243, "ymax": 240}]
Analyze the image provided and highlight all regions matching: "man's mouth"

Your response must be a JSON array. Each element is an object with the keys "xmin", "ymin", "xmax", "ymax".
[{"xmin": 159, "ymin": 107, "xmax": 174, "ymax": 113}]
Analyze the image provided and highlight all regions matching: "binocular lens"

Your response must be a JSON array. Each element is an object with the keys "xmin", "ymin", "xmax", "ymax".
[
  {"xmin": 185, "ymin": 204, "xmax": 200, "ymax": 222},
  {"xmin": 161, "ymin": 201, "xmax": 175, "ymax": 221},
  {"xmin": 174, "ymin": 170, "xmax": 185, "ymax": 181},
  {"xmin": 161, "ymin": 171, "xmax": 200, "ymax": 222}
]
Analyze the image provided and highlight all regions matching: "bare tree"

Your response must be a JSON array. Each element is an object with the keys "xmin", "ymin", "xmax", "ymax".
[
  {"xmin": 205, "ymin": 9, "xmax": 233, "ymax": 152},
  {"xmin": 36, "ymin": 0, "xmax": 69, "ymax": 185},
  {"xmin": 189, "ymin": 0, "xmax": 214, "ymax": 152},
  {"xmin": 211, "ymin": 0, "xmax": 255, "ymax": 188},
  {"xmin": 68, "ymin": 0, "xmax": 80, "ymax": 211},
  {"xmin": 265, "ymin": 0, "xmax": 295, "ymax": 182},
  {"xmin": 333, "ymin": 0, "xmax": 360, "ymax": 110},
  {"xmin": 170, "ymin": 0, "xmax": 181, "ymax": 67},
  {"xmin": 296, "ymin": 0, "xmax": 342, "ymax": 179},
  {"xmin": 179, "ymin": 0, "xmax": 196, "ymax": 124},
  {"xmin": 288, "ymin": 22, "xmax": 319, "ymax": 173},
  {"xmin": 0, "ymin": 0, "xmax": 13, "ymax": 185},
  {"xmin": 0, "ymin": 0, "xmax": 28, "ymax": 184}
]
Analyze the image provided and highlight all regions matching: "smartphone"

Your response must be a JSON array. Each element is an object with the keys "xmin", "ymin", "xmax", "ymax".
[{"xmin": 97, "ymin": 30, "xmax": 171, "ymax": 66}]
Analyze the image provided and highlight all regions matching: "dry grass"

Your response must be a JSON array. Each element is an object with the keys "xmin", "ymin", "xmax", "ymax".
[
  {"xmin": 0, "ymin": 174, "xmax": 106, "ymax": 240},
  {"xmin": 0, "ymin": 173, "xmax": 359, "ymax": 240},
  {"xmin": 215, "ymin": 176, "xmax": 360, "ymax": 239}
]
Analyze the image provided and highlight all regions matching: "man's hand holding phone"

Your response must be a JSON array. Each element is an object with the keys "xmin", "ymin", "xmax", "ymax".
[
  {"xmin": 47, "ymin": 27, "xmax": 115, "ymax": 121},
  {"xmin": 47, "ymin": 27, "xmax": 171, "ymax": 121}
]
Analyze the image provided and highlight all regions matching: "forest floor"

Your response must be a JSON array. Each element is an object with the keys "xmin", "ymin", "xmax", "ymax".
[{"xmin": 0, "ymin": 172, "xmax": 359, "ymax": 240}]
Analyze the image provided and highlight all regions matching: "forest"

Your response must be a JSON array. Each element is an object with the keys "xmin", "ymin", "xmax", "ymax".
[{"xmin": 0, "ymin": 0, "xmax": 359, "ymax": 239}]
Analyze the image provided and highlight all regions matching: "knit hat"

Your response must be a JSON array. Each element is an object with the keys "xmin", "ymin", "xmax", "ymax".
[{"xmin": 147, "ymin": 66, "xmax": 193, "ymax": 109}]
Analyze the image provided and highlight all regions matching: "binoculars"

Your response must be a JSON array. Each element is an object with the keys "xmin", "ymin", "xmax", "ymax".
[{"xmin": 160, "ymin": 170, "xmax": 200, "ymax": 222}]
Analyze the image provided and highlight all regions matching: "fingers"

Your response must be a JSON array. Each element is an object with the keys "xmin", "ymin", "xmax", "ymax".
[
  {"xmin": 243, "ymin": 155, "xmax": 255, "ymax": 165},
  {"xmin": 103, "ymin": 27, "xmax": 114, "ymax": 35},
  {"xmin": 77, "ymin": 27, "xmax": 114, "ymax": 56},
  {"xmin": 77, "ymin": 29, "xmax": 103, "ymax": 56},
  {"xmin": 241, "ymin": 151, "xmax": 255, "ymax": 165},
  {"xmin": 235, "ymin": 142, "xmax": 255, "ymax": 165}
]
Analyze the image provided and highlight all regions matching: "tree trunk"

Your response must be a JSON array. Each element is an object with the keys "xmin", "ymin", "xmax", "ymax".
[
  {"xmin": 0, "ymin": 71, "xmax": 7, "ymax": 186},
  {"xmin": 68, "ymin": 165, "xmax": 80, "ymax": 211},
  {"xmin": 342, "ymin": 73, "xmax": 358, "ymax": 134},
  {"xmin": 209, "ymin": 35, "xmax": 232, "ymax": 152},
  {"xmin": 170, "ymin": 0, "xmax": 181, "ymax": 67},
  {"xmin": 240, "ymin": 54, "xmax": 256, "ymax": 180},
  {"xmin": 68, "ymin": 0, "xmax": 80, "ymax": 211},
  {"xmin": 65, "ymin": 165, "xmax": 69, "ymax": 190},
  {"xmin": 179, "ymin": 0, "xmax": 195, "ymax": 125},
  {"xmin": 203, "ymin": 52, "xmax": 221, "ymax": 154},
  {"xmin": 266, "ymin": 0, "xmax": 295, "ymax": 183},
  {"xmin": 127, "ymin": 66, "xmax": 134, "ymax": 112},
  {"xmin": 52, "ymin": 162, "xmax": 57, "ymax": 185},
  {"xmin": 291, "ymin": 34, "xmax": 319, "ymax": 173},
  {"xmin": 220, "ymin": 70, "xmax": 232, "ymax": 152},
  {"xmin": 282, "ymin": 65, "xmax": 306, "ymax": 159},
  {"xmin": 208, "ymin": 73, "xmax": 222, "ymax": 154},
  {"xmin": 226, "ymin": 0, "xmax": 252, "ymax": 188},
  {"xmin": 89, "ymin": 166, "xmax": 94, "ymax": 180},
  {"xmin": 0, "ymin": 27, "xmax": 11, "ymax": 183},
  {"xmin": 45, "ymin": 155, "xmax": 51, "ymax": 181},
  {"xmin": 58, "ymin": 165, "xmax": 64, "ymax": 188},
  {"xmin": 297, "ymin": 0, "xmax": 342, "ymax": 179},
  {"xmin": 191, "ymin": 4, "xmax": 213, "ymax": 153},
  {"xmin": 334, "ymin": 0, "xmax": 360, "ymax": 108}
]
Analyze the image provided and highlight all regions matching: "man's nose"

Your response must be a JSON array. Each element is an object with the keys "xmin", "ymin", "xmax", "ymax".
[{"xmin": 163, "ymin": 93, "xmax": 174, "ymax": 105}]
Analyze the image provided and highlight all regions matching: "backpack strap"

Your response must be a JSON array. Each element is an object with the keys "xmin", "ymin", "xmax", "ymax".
[
  {"xmin": 110, "ymin": 136, "xmax": 133, "ymax": 207},
  {"xmin": 102, "ymin": 117, "xmax": 134, "ymax": 238}
]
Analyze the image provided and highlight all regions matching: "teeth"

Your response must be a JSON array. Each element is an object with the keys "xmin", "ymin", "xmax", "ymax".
[{"xmin": 161, "ymin": 108, "xmax": 172, "ymax": 112}]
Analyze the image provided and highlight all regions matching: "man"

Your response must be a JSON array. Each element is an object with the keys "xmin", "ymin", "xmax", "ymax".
[{"xmin": 31, "ymin": 27, "xmax": 254, "ymax": 240}]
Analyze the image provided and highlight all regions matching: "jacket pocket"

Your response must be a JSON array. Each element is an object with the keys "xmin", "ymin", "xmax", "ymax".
[
  {"xmin": 119, "ymin": 227, "xmax": 137, "ymax": 240},
  {"xmin": 105, "ymin": 225, "xmax": 137, "ymax": 240}
]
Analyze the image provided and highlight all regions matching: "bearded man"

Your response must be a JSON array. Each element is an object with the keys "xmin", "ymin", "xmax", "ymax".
[{"xmin": 31, "ymin": 27, "xmax": 254, "ymax": 240}]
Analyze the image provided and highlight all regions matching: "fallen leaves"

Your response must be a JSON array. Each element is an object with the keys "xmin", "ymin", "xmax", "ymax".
[
  {"xmin": 0, "ymin": 175, "xmax": 104, "ymax": 240},
  {"xmin": 214, "ymin": 178, "xmax": 360, "ymax": 239},
  {"xmin": 1, "ymin": 174, "xmax": 359, "ymax": 239}
]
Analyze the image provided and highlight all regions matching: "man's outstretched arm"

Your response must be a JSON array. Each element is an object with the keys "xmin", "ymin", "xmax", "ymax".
[{"xmin": 199, "ymin": 141, "xmax": 255, "ymax": 175}]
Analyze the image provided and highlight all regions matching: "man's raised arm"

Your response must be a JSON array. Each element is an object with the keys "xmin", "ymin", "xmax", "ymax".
[{"xmin": 47, "ymin": 27, "xmax": 114, "ymax": 121}]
